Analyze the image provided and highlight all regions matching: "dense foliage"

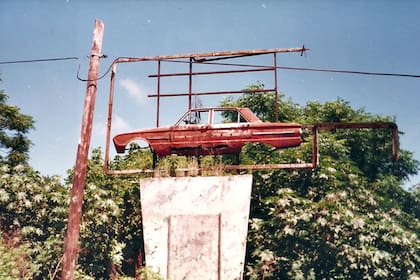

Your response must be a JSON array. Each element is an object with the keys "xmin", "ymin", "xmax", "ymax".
[
  {"xmin": 0, "ymin": 90, "xmax": 34, "ymax": 166},
  {"xmin": 0, "ymin": 164, "xmax": 68, "ymax": 279},
  {"xmin": 0, "ymin": 84, "xmax": 418, "ymax": 279},
  {"xmin": 222, "ymin": 84, "xmax": 419, "ymax": 279}
]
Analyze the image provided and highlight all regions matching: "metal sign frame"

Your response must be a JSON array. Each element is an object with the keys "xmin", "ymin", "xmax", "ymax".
[{"xmin": 102, "ymin": 47, "xmax": 399, "ymax": 175}]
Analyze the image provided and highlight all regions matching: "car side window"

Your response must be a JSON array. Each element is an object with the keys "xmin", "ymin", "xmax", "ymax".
[
  {"xmin": 213, "ymin": 109, "xmax": 248, "ymax": 124},
  {"xmin": 213, "ymin": 110, "xmax": 231, "ymax": 124}
]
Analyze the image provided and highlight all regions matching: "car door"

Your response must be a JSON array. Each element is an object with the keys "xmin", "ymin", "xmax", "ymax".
[
  {"xmin": 170, "ymin": 109, "xmax": 210, "ymax": 151},
  {"xmin": 209, "ymin": 109, "xmax": 251, "ymax": 152}
]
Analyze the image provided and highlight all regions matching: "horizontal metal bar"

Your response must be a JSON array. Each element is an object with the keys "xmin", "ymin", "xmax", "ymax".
[
  {"xmin": 114, "ymin": 47, "xmax": 309, "ymax": 64},
  {"xmin": 312, "ymin": 122, "xmax": 399, "ymax": 159},
  {"xmin": 148, "ymin": 67, "xmax": 275, "ymax": 78},
  {"xmin": 215, "ymin": 163, "xmax": 314, "ymax": 170},
  {"xmin": 104, "ymin": 162, "xmax": 315, "ymax": 176},
  {"xmin": 148, "ymin": 88, "xmax": 276, "ymax": 98},
  {"xmin": 314, "ymin": 122, "xmax": 397, "ymax": 130},
  {"xmin": 104, "ymin": 168, "xmax": 156, "ymax": 175}
]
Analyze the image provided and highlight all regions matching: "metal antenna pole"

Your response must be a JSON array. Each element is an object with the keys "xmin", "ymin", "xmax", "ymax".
[{"xmin": 61, "ymin": 19, "xmax": 104, "ymax": 280}]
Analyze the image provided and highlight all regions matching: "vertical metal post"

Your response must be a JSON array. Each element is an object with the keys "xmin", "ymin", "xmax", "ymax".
[
  {"xmin": 104, "ymin": 64, "xmax": 116, "ymax": 173},
  {"xmin": 312, "ymin": 126, "xmax": 319, "ymax": 168},
  {"xmin": 273, "ymin": 52, "xmax": 279, "ymax": 122},
  {"xmin": 157, "ymin": 60, "xmax": 161, "ymax": 127},
  {"xmin": 392, "ymin": 127, "xmax": 399, "ymax": 159},
  {"xmin": 61, "ymin": 19, "xmax": 104, "ymax": 280},
  {"xmin": 188, "ymin": 57, "xmax": 193, "ymax": 109},
  {"xmin": 217, "ymin": 213, "xmax": 222, "ymax": 280}
]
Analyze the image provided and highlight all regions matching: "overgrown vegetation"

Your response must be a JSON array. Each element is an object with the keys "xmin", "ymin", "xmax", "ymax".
[{"xmin": 0, "ymin": 82, "xmax": 418, "ymax": 279}]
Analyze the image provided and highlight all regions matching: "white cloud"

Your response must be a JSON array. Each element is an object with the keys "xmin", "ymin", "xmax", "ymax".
[
  {"xmin": 94, "ymin": 114, "xmax": 131, "ymax": 137},
  {"xmin": 113, "ymin": 114, "xmax": 131, "ymax": 132},
  {"xmin": 93, "ymin": 120, "xmax": 107, "ymax": 137},
  {"xmin": 119, "ymin": 78, "xmax": 147, "ymax": 104}
]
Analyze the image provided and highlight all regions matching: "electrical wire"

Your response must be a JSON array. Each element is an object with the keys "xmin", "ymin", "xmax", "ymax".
[
  {"xmin": 0, "ymin": 56, "xmax": 114, "ymax": 82},
  {"xmin": 1, "ymin": 55, "xmax": 420, "ymax": 82},
  {"xmin": 76, "ymin": 56, "xmax": 116, "ymax": 82},
  {"xmin": 0, "ymin": 57, "xmax": 79, "ymax": 65},
  {"xmin": 163, "ymin": 59, "xmax": 420, "ymax": 79},
  {"xmin": 281, "ymin": 66, "xmax": 420, "ymax": 78}
]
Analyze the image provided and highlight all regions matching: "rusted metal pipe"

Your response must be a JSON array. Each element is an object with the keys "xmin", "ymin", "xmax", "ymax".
[
  {"xmin": 157, "ymin": 60, "xmax": 161, "ymax": 127},
  {"xmin": 148, "ymin": 67, "xmax": 276, "ymax": 78},
  {"xmin": 273, "ymin": 53, "xmax": 279, "ymax": 122},
  {"xmin": 313, "ymin": 122, "xmax": 399, "ymax": 158},
  {"xmin": 314, "ymin": 122, "xmax": 397, "ymax": 131},
  {"xmin": 105, "ymin": 163, "xmax": 315, "ymax": 176},
  {"xmin": 312, "ymin": 126, "xmax": 319, "ymax": 168},
  {"xmin": 103, "ymin": 65, "xmax": 116, "ymax": 173},
  {"xmin": 147, "ymin": 88, "xmax": 276, "ymax": 98},
  {"xmin": 189, "ymin": 57, "xmax": 193, "ymax": 109},
  {"xmin": 113, "ymin": 47, "xmax": 309, "ymax": 64}
]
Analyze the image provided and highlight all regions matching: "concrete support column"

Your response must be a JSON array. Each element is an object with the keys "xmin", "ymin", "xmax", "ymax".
[{"xmin": 140, "ymin": 175, "xmax": 253, "ymax": 280}]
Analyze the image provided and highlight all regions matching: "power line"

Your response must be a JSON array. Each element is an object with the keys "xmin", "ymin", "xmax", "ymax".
[
  {"xmin": 1, "ymin": 55, "xmax": 420, "ymax": 81},
  {"xmin": 0, "ymin": 56, "xmax": 113, "ymax": 82},
  {"xmin": 165, "ymin": 59, "xmax": 420, "ymax": 79},
  {"xmin": 0, "ymin": 57, "xmax": 79, "ymax": 65},
  {"xmin": 278, "ymin": 66, "xmax": 420, "ymax": 78}
]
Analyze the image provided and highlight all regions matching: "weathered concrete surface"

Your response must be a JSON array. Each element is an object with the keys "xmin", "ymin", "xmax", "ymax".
[
  {"xmin": 168, "ymin": 214, "xmax": 220, "ymax": 279},
  {"xmin": 140, "ymin": 175, "xmax": 252, "ymax": 280}
]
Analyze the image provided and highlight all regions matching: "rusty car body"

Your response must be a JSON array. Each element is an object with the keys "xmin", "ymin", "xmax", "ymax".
[{"xmin": 113, "ymin": 107, "xmax": 303, "ymax": 157}]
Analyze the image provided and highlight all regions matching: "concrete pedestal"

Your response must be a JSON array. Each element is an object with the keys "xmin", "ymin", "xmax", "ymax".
[{"xmin": 140, "ymin": 175, "xmax": 252, "ymax": 280}]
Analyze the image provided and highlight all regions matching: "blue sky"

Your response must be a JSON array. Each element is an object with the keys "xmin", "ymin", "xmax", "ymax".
[{"xmin": 1, "ymin": 0, "xmax": 419, "ymax": 187}]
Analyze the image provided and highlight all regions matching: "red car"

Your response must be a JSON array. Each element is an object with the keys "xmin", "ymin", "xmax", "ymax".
[{"xmin": 113, "ymin": 107, "xmax": 303, "ymax": 157}]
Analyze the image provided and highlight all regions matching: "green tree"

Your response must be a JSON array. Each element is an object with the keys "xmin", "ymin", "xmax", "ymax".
[
  {"xmin": 0, "ymin": 87, "xmax": 34, "ymax": 166},
  {"xmin": 0, "ymin": 164, "xmax": 68, "ymax": 279},
  {"xmin": 222, "ymin": 81, "xmax": 302, "ymax": 123},
  {"xmin": 2, "ymin": 81, "xmax": 418, "ymax": 280},
  {"xmin": 0, "ymin": 81, "xmax": 65, "ymax": 279},
  {"xmin": 221, "ymin": 85, "xmax": 419, "ymax": 279},
  {"xmin": 0, "ymin": 232, "xmax": 36, "ymax": 280},
  {"xmin": 65, "ymin": 147, "xmax": 149, "ymax": 279}
]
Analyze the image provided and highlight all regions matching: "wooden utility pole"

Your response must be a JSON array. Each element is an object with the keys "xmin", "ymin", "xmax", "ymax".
[{"xmin": 61, "ymin": 19, "xmax": 104, "ymax": 280}]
